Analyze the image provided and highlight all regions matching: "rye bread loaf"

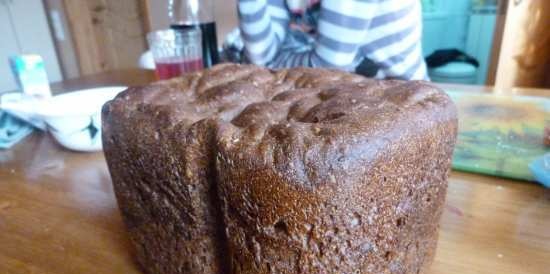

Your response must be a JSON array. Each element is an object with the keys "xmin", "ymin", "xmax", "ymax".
[{"xmin": 102, "ymin": 64, "xmax": 458, "ymax": 274}]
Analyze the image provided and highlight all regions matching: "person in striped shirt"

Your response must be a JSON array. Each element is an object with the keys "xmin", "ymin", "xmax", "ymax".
[{"xmin": 236, "ymin": 0, "xmax": 428, "ymax": 80}]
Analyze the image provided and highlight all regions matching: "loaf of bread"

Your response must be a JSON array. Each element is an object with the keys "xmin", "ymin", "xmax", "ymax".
[{"xmin": 102, "ymin": 64, "xmax": 457, "ymax": 274}]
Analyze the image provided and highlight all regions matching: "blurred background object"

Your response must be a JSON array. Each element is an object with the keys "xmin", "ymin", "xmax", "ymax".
[
  {"xmin": 492, "ymin": 0, "xmax": 550, "ymax": 89},
  {"xmin": 0, "ymin": 0, "xmax": 62, "ymax": 92},
  {"xmin": 147, "ymin": 0, "xmax": 237, "ymax": 48},
  {"xmin": 168, "ymin": 0, "xmax": 220, "ymax": 68},
  {"xmin": 146, "ymin": 28, "xmax": 203, "ymax": 79},
  {"xmin": 60, "ymin": 0, "xmax": 148, "ymax": 76},
  {"xmin": 421, "ymin": 0, "xmax": 497, "ymax": 85},
  {"xmin": 1, "ymin": 0, "xmax": 550, "ymax": 93}
]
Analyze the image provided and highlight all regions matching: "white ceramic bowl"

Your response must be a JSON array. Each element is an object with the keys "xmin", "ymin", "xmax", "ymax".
[{"xmin": 1, "ymin": 86, "xmax": 127, "ymax": 152}]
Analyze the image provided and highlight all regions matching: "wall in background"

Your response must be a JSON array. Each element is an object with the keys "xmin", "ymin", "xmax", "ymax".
[
  {"xmin": 421, "ymin": 0, "xmax": 472, "ymax": 56},
  {"xmin": 146, "ymin": 0, "xmax": 169, "ymax": 31},
  {"xmin": 466, "ymin": 8, "xmax": 496, "ymax": 85},
  {"xmin": 0, "ymin": 5, "xmax": 21, "ymax": 92},
  {"xmin": 0, "ymin": 0, "xmax": 62, "ymax": 92}
]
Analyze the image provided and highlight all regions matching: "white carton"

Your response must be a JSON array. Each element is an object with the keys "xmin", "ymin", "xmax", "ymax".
[{"xmin": 9, "ymin": 55, "xmax": 52, "ymax": 98}]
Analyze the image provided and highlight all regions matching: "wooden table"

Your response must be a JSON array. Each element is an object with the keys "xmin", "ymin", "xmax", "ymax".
[{"xmin": 1, "ymin": 70, "xmax": 549, "ymax": 274}]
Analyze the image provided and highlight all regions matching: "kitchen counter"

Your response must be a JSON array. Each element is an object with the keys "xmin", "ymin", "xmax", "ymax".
[{"xmin": 1, "ymin": 69, "xmax": 549, "ymax": 274}]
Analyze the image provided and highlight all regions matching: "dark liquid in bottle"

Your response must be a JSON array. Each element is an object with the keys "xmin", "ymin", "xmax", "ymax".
[{"xmin": 172, "ymin": 22, "xmax": 220, "ymax": 68}]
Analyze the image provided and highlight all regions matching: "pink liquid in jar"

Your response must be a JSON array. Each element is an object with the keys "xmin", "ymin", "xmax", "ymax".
[{"xmin": 155, "ymin": 58, "xmax": 203, "ymax": 80}]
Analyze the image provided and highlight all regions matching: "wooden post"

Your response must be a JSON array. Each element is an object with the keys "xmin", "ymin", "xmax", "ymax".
[{"xmin": 491, "ymin": 0, "xmax": 550, "ymax": 89}]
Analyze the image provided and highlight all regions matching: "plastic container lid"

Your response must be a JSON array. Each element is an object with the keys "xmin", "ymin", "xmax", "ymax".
[{"xmin": 429, "ymin": 62, "xmax": 477, "ymax": 78}]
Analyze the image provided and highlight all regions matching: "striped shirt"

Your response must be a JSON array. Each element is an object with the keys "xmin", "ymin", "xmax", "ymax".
[{"xmin": 238, "ymin": 0, "xmax": 428, "ymax": 80}]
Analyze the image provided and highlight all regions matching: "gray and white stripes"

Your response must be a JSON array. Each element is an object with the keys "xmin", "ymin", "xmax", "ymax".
[{"xmin": 238, "ymin": 0, "xmax": 428, "ymax": 80}]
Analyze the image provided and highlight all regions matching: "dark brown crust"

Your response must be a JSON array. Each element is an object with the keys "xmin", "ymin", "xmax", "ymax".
[{"xmin": 102, "ymin": 64, "xmax": 458, "ymax": 274}]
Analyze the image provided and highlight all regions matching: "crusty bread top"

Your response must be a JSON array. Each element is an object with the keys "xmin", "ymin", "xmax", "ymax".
[{"xmin": 104, "ymin": 64, "xmax": 456, "ymax": 189}]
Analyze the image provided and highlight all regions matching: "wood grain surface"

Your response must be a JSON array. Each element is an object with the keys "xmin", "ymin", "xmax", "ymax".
[
  {"xmin": 63, "ymin": 0, "xmax": 147, "ymax": 75},
  {"xmin": 0, "ymin": 69, "xmax": 549, "ymax": 274},
  {"xmin": 493, "ymin": 0, "xmax": 550, "ymax": 89}
]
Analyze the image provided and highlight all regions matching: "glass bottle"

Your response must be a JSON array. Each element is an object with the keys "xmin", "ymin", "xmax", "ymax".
[{"xmin": 168, "ymin": 0, "xmax": 220, "ymax": 68}]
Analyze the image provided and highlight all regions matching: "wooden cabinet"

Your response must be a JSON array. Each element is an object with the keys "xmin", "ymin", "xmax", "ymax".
[
  {"xmin": 0, "ymin": 0, "xmax": 62, "ymax": 92},
  {"xmin": 62, "ymin": 0, "xmax": 148, "ymax": 75}
]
